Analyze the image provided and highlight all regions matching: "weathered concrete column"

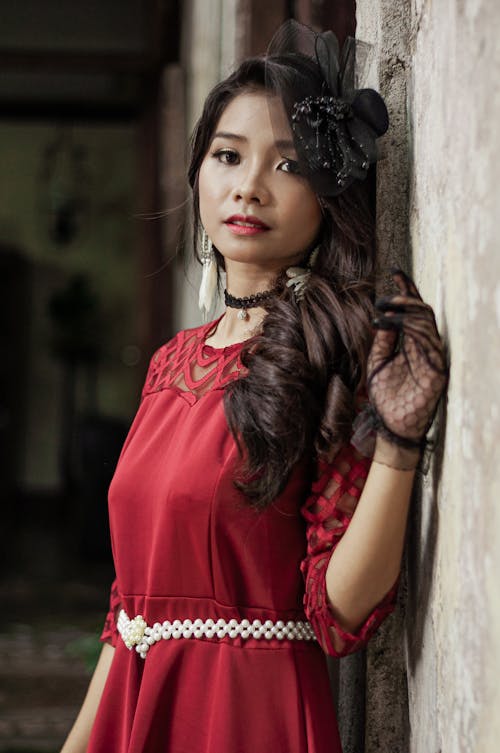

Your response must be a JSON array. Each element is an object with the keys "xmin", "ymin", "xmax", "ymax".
[
  {"xmin": 354, "ymin": 3, "xmax": 413, "ymax": 752},
  {"xmin": 406, "ymin": 0, "xmax": 500, "ymax": 751},
  {"xmin": 356, "ymin": 0, "xmax": 500, "ymax": 751}
]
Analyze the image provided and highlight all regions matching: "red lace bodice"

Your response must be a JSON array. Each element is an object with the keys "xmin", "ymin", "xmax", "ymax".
[
  {"xmin": 100, "ymin": 316, "xmax": 397, "ymax": 658},
  {"xmin": 143, "ymin": 315, "xmax": 249, "ymax": 403}
]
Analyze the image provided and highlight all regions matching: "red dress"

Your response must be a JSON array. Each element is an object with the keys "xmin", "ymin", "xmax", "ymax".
[{"xmin": 88, "ymin": 314, "xmax": 397, "ymax": 753}]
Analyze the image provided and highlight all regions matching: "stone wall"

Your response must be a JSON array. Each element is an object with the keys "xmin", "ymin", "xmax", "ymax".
[{"xmin": 356, "ymin": 0, "xmax": 500, "ymax": 750}]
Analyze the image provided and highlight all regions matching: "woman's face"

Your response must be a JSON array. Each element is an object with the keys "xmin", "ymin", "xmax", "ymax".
[{"xmin": 198, "ymin": 90, "xmax": 323, "ymax": 275}]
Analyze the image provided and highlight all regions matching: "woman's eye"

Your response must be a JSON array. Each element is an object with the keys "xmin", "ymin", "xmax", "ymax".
[
  {"xmin": 213, "ymin": 149, "xmax": 239, "ymax": 165},
  {"xmin": 279, "ymin": 159, "xmax": 301, "ymax": 175}
]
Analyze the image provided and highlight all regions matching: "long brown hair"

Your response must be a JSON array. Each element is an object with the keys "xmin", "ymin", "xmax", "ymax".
[{"xmin": 188, "ymin": 54, "xmax": 376, "ymax": 509}]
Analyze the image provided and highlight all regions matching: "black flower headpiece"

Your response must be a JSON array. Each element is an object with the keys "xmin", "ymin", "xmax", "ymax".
[{"xmin": 266, "ymin": 21, "xmax": 389, "ymax": 197}]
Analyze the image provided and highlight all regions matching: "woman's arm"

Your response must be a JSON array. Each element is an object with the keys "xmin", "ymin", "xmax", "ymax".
[
  {"xmin": 60, "ymin": 642, "xmax": 115, "ymax": 753},
  {"xmin": 324, "ymin": 435, "xmax": 415, "ymax": 633},
  {"xmin": 301, "ymin": 270, "xmax": 446, "ymax": 654},
  {"xmin": 324, "ymin": 267, "xmax": 447, "ymax": 633}
]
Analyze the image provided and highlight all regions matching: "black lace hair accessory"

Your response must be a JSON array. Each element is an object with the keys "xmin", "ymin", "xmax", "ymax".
[{"xmin": 266, "ymin": 20, "xmax": 389, "ymax": 197}]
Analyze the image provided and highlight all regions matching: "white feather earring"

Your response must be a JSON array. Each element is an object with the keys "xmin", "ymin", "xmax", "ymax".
[{"xmin": 198, "ymin": 228, "xmax": 217, "ymax": 321}]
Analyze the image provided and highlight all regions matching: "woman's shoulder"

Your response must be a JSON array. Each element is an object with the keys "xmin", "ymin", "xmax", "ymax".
[{"xmin": 150, "ymin": 319, "xmax": 211, "ymax": 362}]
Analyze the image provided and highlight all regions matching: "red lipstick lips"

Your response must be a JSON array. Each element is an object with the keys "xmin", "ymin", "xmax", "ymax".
[{"xmin": 224, "ymin": 214, "xmax": 270, "ymax": 236}]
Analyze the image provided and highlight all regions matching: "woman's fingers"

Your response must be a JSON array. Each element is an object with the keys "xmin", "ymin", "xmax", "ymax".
[
  {"xmin": 370, "ymin": 326, "xmax": 399, "ymax": 354},
  {"xmin": 403, "ymin": 331, "xmax": 447, "ymax": 374},
  {"xmin": 368, "ymin": 272, "xmax": 447, "ymax": 443},
  {"xmin": 373, "ymin": 312, "xmax": 440, "ymax": 350},
  {"xmin": 401, "ymin": 319, "xmax": 444, "ymax": 350},
  {"xmin": 370, "ymin": 317, "xmax": 447, "ymax": 382},
  {"xmin": 390, "ymin": 267, "xmax": 423, "ymax": 301},
  {"xmin": 374, "ymin": 315, "xmax": 446, "ymax": 369},
  {"xmin": 368, "ymin": 328, "xmax": 401, "ymax": 378},
  {"xmin": 375, "ymin": 295, "xmax": 433, "ymax": 317},
  {"xmin": 373, "ymin": 304, "xmax": 439, "ymax": 338}
]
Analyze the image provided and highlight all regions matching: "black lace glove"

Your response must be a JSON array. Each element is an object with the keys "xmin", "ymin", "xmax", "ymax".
[{"xmin": 366, "ymin": 268, "xmax": 448, "ymax": 470}]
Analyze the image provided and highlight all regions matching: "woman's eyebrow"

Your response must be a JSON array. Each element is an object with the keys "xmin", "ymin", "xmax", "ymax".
[
  {"xmin": 212, "ymin": 132, "xmax": 296, "ymax": 152},
  {"xmin": 212, "ymin": 131, "xmax": 246, "ymax": 142}
]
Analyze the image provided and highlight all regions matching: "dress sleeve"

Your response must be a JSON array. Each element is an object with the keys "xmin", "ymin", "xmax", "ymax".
[
  {"xmin": 300, "ymin": 442, "xmax": 399, "ymax": 657},
  {"xmin": 99, "ymin": 578, "xmax": 122, "ymax": 647}
]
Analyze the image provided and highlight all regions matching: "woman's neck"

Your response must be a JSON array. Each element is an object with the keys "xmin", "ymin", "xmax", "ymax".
[
  {"xmin": 203, "ymin": 261, "xmax": 276, "ymax": 347},
  {"xmin": 204, "ymin": 307, "xmax": 266, "ymax": 348}
]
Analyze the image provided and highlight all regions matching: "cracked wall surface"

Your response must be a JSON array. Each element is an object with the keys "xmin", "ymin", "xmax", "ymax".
[{"xmin": 357, "ymin": 0, "xmax": 500, "ymax": 751}]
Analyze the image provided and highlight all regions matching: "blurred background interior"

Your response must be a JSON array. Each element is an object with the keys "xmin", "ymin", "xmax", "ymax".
[{"xmin": 0, "ymin": 1, "xmax": 354, "ymax": 750}]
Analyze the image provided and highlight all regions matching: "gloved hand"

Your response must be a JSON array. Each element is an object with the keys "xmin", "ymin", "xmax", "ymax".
[{"xmin": 366, "ymin": 268, "xmax": 448, "ymax": 470}]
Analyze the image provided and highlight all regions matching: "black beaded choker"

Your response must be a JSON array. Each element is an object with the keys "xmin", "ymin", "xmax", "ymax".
[{"xmin": 224, "ymin": 288, "xmax": 277, "ymax": 321}]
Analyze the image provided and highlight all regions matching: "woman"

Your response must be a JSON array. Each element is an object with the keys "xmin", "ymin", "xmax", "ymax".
[{"xmin": 61, "ymin": 21, "xmax": 447, "ymax": 753}]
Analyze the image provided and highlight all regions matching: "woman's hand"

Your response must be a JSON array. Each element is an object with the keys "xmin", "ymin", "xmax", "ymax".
[{"xmin": 366, "ymin": 268, "xmax": 448, "ymax": 450}]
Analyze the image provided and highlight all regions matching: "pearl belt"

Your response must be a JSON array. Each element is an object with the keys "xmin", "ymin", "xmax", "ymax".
[{"xmin": 117, "ymin": 609, "xmax": 317, "ymax": 659}]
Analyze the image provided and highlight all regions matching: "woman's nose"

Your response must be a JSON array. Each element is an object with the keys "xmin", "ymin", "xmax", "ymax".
[{"xmin": 232, "ymin": 165, "xmax": 270, "ymax": 205}]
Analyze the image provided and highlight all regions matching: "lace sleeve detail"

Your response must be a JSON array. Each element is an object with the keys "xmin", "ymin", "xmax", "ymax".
[
  {"xmin": 300, "ymin": 443, "xmax": 398, "ymax": 657},
  {"xmin": 99, "ymin": 578, "xmax": 122, "ymax": 647}
]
